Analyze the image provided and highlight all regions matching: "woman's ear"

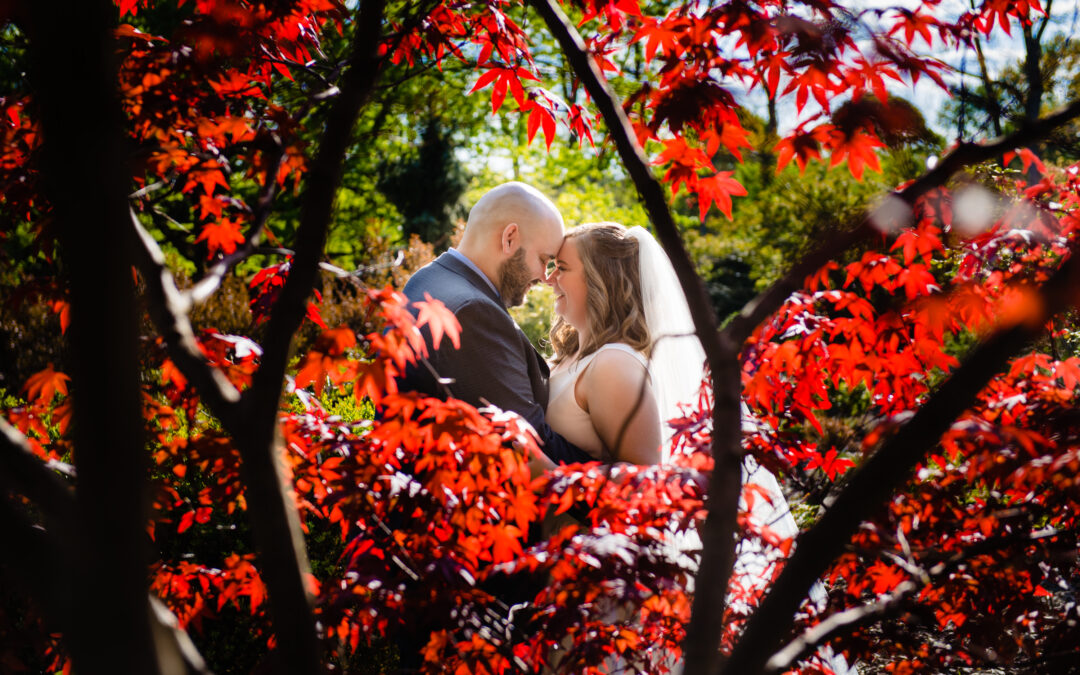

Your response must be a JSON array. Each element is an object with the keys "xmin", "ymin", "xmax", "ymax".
[{"xmin": 501, "ymin": 222, "xmax": 519, "ymax": 254}]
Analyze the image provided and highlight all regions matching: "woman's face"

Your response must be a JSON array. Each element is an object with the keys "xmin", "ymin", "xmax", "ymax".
[{"xmin": 548, "ymin": 236, "xmax": 589, "ymax": 332}]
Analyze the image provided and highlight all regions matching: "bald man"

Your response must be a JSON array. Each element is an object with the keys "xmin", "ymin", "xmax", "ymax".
[{"xmin": 399, "ymin": 182, "xmax": 593, "ymax": 465}]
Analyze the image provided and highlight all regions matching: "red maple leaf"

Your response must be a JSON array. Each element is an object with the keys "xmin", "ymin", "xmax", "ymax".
[
  {"xmin": 522, "ymin": 100, "xmax": 558, "ymax": 150},
  {"xmin": 305, "ymin": 301, "xmax": 327, "ymax": 330},
  {"xmin": 295, "ymin": 328, "xmax": 359, "ymax": 396},
  {"xmin": 805, "ymin": 447, "xmax": 855, "ymax": 480},
  {"xmin": 782, "ymin": 58, "xmax": 838, "ymax": 113},
  {"xmin": 888, "ymin": 8, "xmax": 938, "ymax": 46},
  {"xmin": 117, "ymin": 0, "xmax": 142, "ymax": 17},
  {"xmin": 775, "ymin": 126, "xmax": 826, "ymax": 174},
  {"xmin": 633, "ymin": 17, "xmax": 682, "ymax": 61},
  {"xmin": 695, "ymin": 171, "xmax": 747, "ymax": 220},
  {"xmin": 23, "ymin": 364, "xmax": 70, "ymax": 404},
  {"xmin": 653, "ymin": 137, "xmax": 713, "ymax": 195},
  {"xmin": 702, "ymin": 121, "xmax": 753, "ymax": 162},
  {"xmin": 846, "ymin": 57, "xmax": 903, "ymax": 103},
  {"xmin": 828, "ymin": 127, "xmax": 885, "ymax": 180},
  {"xmin": 891, "ymin": 227, "xmax": 944, "ymax": 266},
  {"xmin": 866, "ymin": 560, "xmax": 906, "ymax": 594},
  {"xmin": 49, "ymin": 298, "xmax": 70, "ymax": 334},
  {"xmin": 1002, "ymin": 147, "xmax": 1047, "ymax": 176},
  {"xmin": 414, "ymin": 293, "xmax": 461, "ymax": 350},
  {"xmin": 195, "ymin": 218, "xmax": 246, "ymax": 258},
  {"xmin": 468, "ymin": 66, "xmax": 538, "ymax": 114}
]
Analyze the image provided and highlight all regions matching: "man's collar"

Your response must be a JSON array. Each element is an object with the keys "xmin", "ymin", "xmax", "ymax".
[{"xmin": 446, "ymin": 247, "xmax": 501, "ymax": 300}]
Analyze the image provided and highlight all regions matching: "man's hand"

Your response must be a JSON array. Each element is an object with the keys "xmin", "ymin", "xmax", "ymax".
[{"xmin": 528, "ymin": 448, "xmax": 556, "ymax": 479}]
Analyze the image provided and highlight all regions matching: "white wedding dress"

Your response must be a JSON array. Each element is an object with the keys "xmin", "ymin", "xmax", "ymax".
[{"xmin": 544, "ymin": 226, "xmax": 851, "ymax": 674}]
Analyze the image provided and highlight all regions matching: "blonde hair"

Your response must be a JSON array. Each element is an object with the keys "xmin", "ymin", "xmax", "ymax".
[{"xmin": 550, "ymin": 222, "xmax": 652, "ymax": 367}]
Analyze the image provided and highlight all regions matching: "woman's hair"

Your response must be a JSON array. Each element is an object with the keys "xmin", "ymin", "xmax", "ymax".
[{"xmin": 549, "ymin": 222, "xmax": 652, "ymax": 366}]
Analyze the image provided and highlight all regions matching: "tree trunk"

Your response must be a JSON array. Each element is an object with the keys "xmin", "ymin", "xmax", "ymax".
[
  {"xmin": 761, "ymin": 78, "xmax": 779, "ymax": 188},
  {"xmin": 25, "ymin": 0, "xmax": 160, "ymax": 672},
  {"xmin": 972, "ymin": 35, "xmax": 1004, "ymax": 137},
  {"xmin": 227, "ymin": 1, "xmax": 388, "ymax": 671},
  {"xmin": 1022, "ymin": 20, "xmax": 1046, "ymax": 181}
]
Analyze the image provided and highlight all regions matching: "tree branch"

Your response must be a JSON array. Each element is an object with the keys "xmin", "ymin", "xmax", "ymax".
[
  {"xmin": 128, "ymin": 208, "xmax": 242, "ymax": 422},
  {"xmin": 148, "ymin": 596, "xmax": 215, "ymax": 675},
  {"xmin": 764, "ymin": 580, "xmax": 919, "ymax": 675},
  {"xmin": 722, "ymin": 242, "xmax": 1080, "ymax": 675},
  {"xmin": 223, "ymin": 1, "xmax": 389, "ymax": 672},
  {"xmin": 0, "ymin": 418, "xmax": 76, "ymax": 522},
  {"xmin": 764, "ymin": 525, "xmax": 1074, "ymax": 674},
  {"xmin": 525, "ymin": 1, "xmax": 743, "ymax": 672},
  {"xmin": 188, "ymin": 140, "xmax": 286, "ymax": 305},
  {"xmin": 1036, "ymin": 0, "xmax": 1054, "ymax": 43}
]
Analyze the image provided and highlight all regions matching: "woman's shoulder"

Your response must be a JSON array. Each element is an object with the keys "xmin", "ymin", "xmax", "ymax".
[
  {"xmin": 592, "ymin": 342, "xmax": 649, "ymax": 369},
  {"xmin": 580, "ymin": 344, "xmax": 650, "ymax": 392}
]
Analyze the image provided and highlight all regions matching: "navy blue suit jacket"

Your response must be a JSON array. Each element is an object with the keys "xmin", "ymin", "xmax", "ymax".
[{"xmin": 399, "ymin": 252, "xmax": 592, "ymax": 465}]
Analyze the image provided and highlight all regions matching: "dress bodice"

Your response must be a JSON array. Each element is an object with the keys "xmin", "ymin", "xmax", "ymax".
[{"xmin": 546, "ymin": 343, "xmax": 650, "ymax": 461}]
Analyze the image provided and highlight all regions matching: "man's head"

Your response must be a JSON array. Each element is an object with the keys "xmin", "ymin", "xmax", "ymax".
[{"xmin": 457, "ymin": 182, "xmax": 565, "ymax": 307}]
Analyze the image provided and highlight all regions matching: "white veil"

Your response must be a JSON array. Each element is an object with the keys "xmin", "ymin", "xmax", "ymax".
[
  {"xmin": 626, "ymin": 226, "xmax": 708, "ymax": 460},
  {"xmin": 626, "ymin": 225, "xmax": 851, "ymax": 674}
]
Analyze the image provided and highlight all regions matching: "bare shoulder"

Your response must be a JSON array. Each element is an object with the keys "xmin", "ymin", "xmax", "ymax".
[
  {"xmin": 582, "ymin": 346, "xmax": 650, "ymax": 397},
  {"xmin": 580, "ymin": 345, "xmax": 660, "ymax": 464},
  {"xmin": 587, "ymin": 346, "xmax": 648, "ymax": 377}
]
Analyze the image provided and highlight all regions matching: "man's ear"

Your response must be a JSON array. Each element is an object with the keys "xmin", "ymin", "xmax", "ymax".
[{"xmin": 501, "ymin": 223, "xmax": 519, "ymax": 254}]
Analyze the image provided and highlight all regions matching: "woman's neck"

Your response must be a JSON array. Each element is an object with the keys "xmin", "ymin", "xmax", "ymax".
[{"xmin": 574, "ymin": 326, "xmax": 590, "ymax": 353}]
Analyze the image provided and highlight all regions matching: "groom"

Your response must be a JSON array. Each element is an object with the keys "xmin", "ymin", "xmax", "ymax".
[{"xmin": 399, "ymin": 181, "xmax": 593, "ymax": 465}]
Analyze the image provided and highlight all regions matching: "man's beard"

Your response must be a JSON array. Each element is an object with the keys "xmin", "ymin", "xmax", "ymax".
[{"xmin": 498, "ymin": 247, "xmax": 532, "ymax": 307}]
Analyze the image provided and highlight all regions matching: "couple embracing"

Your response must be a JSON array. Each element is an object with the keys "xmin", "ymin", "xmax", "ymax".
[
  {"xmin": 399, "ymin": 181, "xmax": 703, "ymax": 470},
  {"xmin": 399, "ymin": 181, "xmax": 851, "ymax": 674}
]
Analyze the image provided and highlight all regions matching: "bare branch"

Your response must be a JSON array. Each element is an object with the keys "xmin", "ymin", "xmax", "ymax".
[
  {"xmin": 765, "ymin": 580, "xmax": 919, "ymax": 675},
  {"xmin": 0, "ymin": 418, "xmax": 76, "ymax": 521},
  {"xmin": 723, "ymin": 97, "xmax": 1080, "ymax": 349},
  {"xmin": 128, "ymin": 208, "xmax": 242, "ymax": 421},
  {"xmin": 148, "ymin": 596, "xmax": 214, "ymax": 675},
  {"xmin": 130, "ymin": 180, "xmax": 168, "ymax": 200},
  {"xmin": 219, "ymin": 1, "xmax": 389, "ymax": 671},
  {"xmin": 765, "ymin": 526, "xmax": 1075, "ymax": 673},
  {"xmin": 525, "ymin": 1, "xmax": 743, "ymax": 671}
]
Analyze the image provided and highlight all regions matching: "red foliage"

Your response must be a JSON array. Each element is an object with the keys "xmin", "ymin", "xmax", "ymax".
[{"xmin": 5, "ymin": 0, "xmax": 1080, "ymax": 673}]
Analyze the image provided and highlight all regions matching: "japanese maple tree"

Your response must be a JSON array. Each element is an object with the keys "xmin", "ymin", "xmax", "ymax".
[{"xmin": 3, "ymin": 0, "xmax": 1080, "ymax": 674}]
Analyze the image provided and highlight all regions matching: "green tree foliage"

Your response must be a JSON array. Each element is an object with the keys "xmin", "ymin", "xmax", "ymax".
[
  {"xmin": 377, "ymin": 119, "xmax": 469, "ymax": 250},
  {"xmin": 945, "ymin": 8, "xmax": 1080, "ymax": 163}
]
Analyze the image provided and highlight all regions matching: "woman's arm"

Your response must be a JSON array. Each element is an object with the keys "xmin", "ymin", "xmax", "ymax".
[{"xmin": 578, "ymin": 349, "xmax": 662, "ymax": 465}]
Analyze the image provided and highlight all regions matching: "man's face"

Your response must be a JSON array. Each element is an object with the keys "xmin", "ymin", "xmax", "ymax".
[{"xmin": 498, "ymin": 220, "xmax": 561, "ymax": 307}]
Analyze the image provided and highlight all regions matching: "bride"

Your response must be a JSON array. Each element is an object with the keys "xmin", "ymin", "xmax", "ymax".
[
  {"xmin": 545, "ymin": 222, "xmax": 662, "ymax": 465},
  {"xmin": 537, "ymin": 222, "xmax": 850, "ymax": 674}
]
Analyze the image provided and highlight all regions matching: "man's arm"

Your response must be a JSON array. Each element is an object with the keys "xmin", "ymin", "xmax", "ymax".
[{"xmin": 434, "ymin": 302, "xmax": 594, "ymax": 465}]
